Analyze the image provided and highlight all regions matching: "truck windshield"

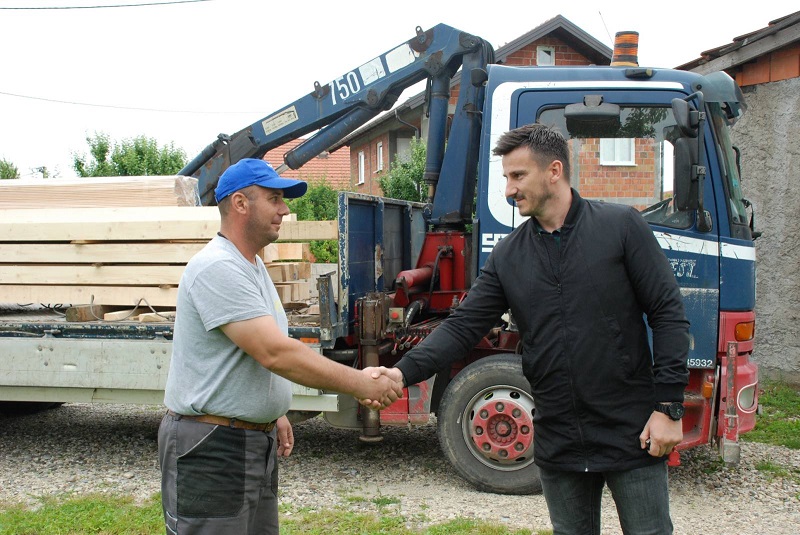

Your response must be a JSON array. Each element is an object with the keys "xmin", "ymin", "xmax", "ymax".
[
  {"xmin": 540, "ymin": 106, "xmax": 691, "ymax": 229},
  {"xmin": 708, "ymin": 102, "xmax": 748, "ymax": 227}
]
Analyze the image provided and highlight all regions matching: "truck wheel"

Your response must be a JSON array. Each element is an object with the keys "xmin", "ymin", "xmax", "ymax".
[{"xmin": 437, "ymin": 354, "xmax": 541, "ymax": 495}]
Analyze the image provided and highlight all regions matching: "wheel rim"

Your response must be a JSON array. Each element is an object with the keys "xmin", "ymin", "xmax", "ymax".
[{"xmin": 461, "ymin": 385, "xmax": 535, "ymax": 471}]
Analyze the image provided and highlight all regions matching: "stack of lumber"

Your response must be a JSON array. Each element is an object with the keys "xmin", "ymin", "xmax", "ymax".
[
  {"xmin": 0, "ymin": 206, "xmax": 337, "ymax": 318},
  {"xmin": 265, "ymin": 243, "xmax": 315, "ymax": 303},
  {"xmin": 0, "ymin": 175, "xmax": 200, "ymax": 208}
]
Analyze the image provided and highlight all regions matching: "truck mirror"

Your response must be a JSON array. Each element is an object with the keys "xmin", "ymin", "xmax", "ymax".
[
  {"xmin": 565, "ymin": 95, "xmax": 621, "ymax": 137},
  {"xmin": 470, "ymin": 68, "xmax": 488, "ymax": 87},
  {"xmin": 671, "ymin": 98, "xmax": 698, "ymax": 138},
  {"xmin": 674, "ymin": 137, "xmax": 699, "ymax": 211}
]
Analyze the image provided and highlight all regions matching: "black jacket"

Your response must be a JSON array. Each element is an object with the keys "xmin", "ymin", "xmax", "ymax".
[{"xmin": 396, "ymin": 190, "xmax": 690, "ymax": 472}]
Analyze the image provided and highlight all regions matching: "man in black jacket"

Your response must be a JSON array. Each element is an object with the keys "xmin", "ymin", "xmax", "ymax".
[{"xmin": 385, "ymin": 124, "xmax": 690, "ymax": 534}]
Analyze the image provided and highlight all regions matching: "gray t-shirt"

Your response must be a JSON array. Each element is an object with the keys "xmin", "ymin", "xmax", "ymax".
[{"xmin": 163, "ymin": 236, "xmax": 292, "ymax": 423}]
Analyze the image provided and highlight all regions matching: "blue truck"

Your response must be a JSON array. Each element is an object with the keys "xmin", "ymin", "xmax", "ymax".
[{"xmin": 0, "ymin": 24, "xmax": 759, "ymax": 495}]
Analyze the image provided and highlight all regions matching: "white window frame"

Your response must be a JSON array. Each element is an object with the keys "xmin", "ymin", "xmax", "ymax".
[
  {"xmin": 376, "ymin": 141, "xmax": 384, "ymax": 171},
  {"xmin": 536, "ymin": 45, "xmax": 555, "ymax": 66},
  {"xmin": 357, "ymin": 150, "xmax": 365, "ymax": 184},
  {"xmin": 600, "ymin": 138, "xmax": 636, "ymax": 166}
]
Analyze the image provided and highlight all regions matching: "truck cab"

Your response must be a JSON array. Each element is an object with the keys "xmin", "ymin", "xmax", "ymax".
[{"xmin": 474, "ymin": 63, "xmax": 759, "ymax": 462}]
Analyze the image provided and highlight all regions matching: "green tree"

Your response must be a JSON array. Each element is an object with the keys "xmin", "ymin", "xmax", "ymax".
[
  {"xmin": 0, "ymin": 158, "xmax": 20, "ymax": 179},
  {"xmin": 286, "ymin": 179, "xmax": 339, "ymax": 263},
  {"xmin": 73, "ymin": 132, "xmax": 187, "ymax": 177},
  {"xmin": 377, "ymin": 137, "xmax": 427, "ymax": 202}
]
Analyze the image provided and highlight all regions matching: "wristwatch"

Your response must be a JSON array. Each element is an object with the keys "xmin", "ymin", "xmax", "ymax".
[{"xmin": 654, "ymin": 401, "xmax": 685, "ymax": 421}]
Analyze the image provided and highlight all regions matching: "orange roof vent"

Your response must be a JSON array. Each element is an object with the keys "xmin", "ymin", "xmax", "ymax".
[{"xmin": 610, "ymin": 31, "xmax": 639, "ymax": 67}]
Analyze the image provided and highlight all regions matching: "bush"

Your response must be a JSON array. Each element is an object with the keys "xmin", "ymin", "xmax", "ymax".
[{"xmin": 286, "ymin": 180, "xmax": 339, "ymax": 263}]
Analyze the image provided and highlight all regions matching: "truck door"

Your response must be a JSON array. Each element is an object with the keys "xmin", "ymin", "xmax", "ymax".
[{"xmin": 476, "ymin": 86, "xmax": 720, "ymax": 371}]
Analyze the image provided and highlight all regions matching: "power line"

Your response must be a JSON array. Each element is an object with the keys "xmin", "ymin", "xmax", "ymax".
[
  {"xmin": 597, "ymin": 11, "xmax": 614, "ymax": 47},
  {"xmin": 0, "ymin": 0, "xmax": 212, "ymax": 10},
  {"xmin": 0, "ymin": 89, "xmax": 259, "ymax": 114}
]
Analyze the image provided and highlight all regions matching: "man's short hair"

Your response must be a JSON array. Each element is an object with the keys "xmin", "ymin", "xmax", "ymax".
[{"xmin": 493, "ymin": 124, "xmax": 571, "ymax": 180}]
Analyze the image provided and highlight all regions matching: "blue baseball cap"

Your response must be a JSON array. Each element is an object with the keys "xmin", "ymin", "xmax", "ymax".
[{"xmin": 214, "ymin": 158, "xmax": 308, "ymax": 203}]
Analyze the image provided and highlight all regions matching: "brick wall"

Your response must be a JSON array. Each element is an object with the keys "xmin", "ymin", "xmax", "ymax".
[
  {"xmin": 352, "ymin": 132, "xmax": 391, "ymax": 195},
  {"xmin": 577, "ymin": 138, "xmax": 659, "ymax": 208}
]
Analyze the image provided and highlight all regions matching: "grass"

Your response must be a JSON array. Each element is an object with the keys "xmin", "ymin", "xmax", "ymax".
[
  {"xmin": 0, "ymin": 494, "xmax": 163, "ymax": 535},
  {"xmin": 2, "ymin": 380, "xmax": 797, "ymax": 535},
  {"xmin": 0, "ymin": 496, "xmax": 540, "ymax": 535}
]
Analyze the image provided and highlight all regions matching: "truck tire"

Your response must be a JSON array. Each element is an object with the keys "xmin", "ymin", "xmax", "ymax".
[{"xmin": 437, "ymin": 354, "xmax": 542, "ymax": 495}]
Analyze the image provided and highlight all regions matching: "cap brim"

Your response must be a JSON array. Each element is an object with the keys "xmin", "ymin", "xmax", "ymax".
[{"xmin": 270, "ymin": 179, "xmax": 307, "ymax": 199}]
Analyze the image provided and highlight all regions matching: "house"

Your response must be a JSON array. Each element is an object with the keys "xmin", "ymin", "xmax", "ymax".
[
  {"xmin": 332, "ymin": 15, "xmax": 613, "ymax": 195},
  {"xmin": 679, "ymin": 11, "xmax": 800, "ymax": 383}
]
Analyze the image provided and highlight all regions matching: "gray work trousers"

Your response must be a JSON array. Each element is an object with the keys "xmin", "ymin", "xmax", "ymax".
[{"xmin": 157, "ymin": 412, "xmax": 279, "ymax": 535}]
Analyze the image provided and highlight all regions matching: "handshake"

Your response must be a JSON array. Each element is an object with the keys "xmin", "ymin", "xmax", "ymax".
[{"xmin": 356, "ymin": 366, "xmax": 405, "ymax": 410}]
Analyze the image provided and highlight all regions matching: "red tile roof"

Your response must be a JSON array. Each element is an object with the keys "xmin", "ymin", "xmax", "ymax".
[{"xmin": 263, "ymin": 139, "xmax": 351, "ymax": 189}]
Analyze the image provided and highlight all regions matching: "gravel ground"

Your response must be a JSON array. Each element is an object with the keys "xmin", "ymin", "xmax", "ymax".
[{"xmin": 1, "ymin": 403, "xmax": 798, "ymax": 534}]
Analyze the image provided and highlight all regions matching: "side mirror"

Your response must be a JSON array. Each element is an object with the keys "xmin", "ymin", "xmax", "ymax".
[
  {"xmin": 671, "ymin": 98, "xmax": 699, "ymax": 138},
  {"xmin": 674, "ymin": 137, "xmax": 699, "ymax": 211}
]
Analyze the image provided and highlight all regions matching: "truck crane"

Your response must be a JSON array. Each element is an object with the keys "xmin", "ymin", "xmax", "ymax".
[{"xmin": 0, "ymin": 23, "xmax": 759, "ymax": 495}]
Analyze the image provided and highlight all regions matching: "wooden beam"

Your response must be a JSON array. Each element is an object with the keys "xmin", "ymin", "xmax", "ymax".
[
  {"xmin": 65, "ymin": 304, "xmax": 118, "ymax": 322},
  {"xmin": 274, "ymin": 281, "xmax": 312, "ymax": 302},
  {"xmin": 274, "ymin": 220, "xmax": 337, "ymax": 241},
  {"xmin": 0, "ymin": 285, "xmax": 179, "ymax": 307},
  {"xmin": 136, "ymin": 311, "xmax": 175, "ymax": 322},
  {"xmin": 0, "ymin": 175, "xmax": 199, "ymax": 208},
  {"xmin": 0, "ymin": 265, "xmax": 186, "ymax": 286},
  {"xmin": 263, "ymin": 242, "xmax": 313, "ymax": 262},
  {"xmin": 0, "ymin": 206, "xmax": 336, "ymax": 242},
  {"xmin": 0, "ymin": 242, "xmax": 206, "ymax": 264},
  {"xmin": 103, "ymin": 307, "xmax": 153, "ymax": 321},
  {"xmin": 266, "ymin": 262, "xmax": 312, "ymax": 282}
]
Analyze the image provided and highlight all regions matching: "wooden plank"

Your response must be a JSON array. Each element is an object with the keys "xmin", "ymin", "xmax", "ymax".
[
  {"xmin": 0, "ymin": 206, "xmax": 220, "ymax": 241},
  {"xmin": 273, "ymin": 285, "xmax": 293, "ymax": 303},
  {"xmin": 0, "ymin": 242, "xmax": 206, "ymax": 264},
  {"xmin": 0, "ymin": 265, "xmax": 186, "ymax": 286},
  {"xmin": 264, "ymin": 242, "xmax": 312, "ymax": 262},
  {"xmin": 266, "ymin": 262, "xmax": 312, "ymax": 282},
  {"xmin": 0, "ymin": 175, "xmax": 199, "ymax": 208},
  {"xmin": 266, "ymin": 265, "xmax": 288, "ymax": 282},
  {"xmin": 103, "ymin": 307, "xmax": 152, "ymax": 321},
  {"xmin": 274, "ymin": 220, "xmax": 337, "ymax": 241},
  {"xmin": 0, "ymin": 206, "xmax": 336, "ymax": 242},
  {"xmin": 274, "ymin": 281, "xmax": 312, "ymax": 302},
  {"xmin": 136, "ymin": 311, "xmax": 175, "ymax": 322},
  {"xmin": 0, "ymin": 285, "xmax": 179, "ymax": 307}
]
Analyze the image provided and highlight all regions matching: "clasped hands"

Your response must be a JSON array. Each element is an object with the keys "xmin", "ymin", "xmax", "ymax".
[{"xmin": 357, "ymin": 366, "xmax": 405, "ymax": 410}]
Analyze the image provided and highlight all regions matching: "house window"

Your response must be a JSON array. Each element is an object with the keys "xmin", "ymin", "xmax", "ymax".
[
  {"xmin": 376, "ymin": 141, "xmax": 384, "ymax": 171},
  {"xmin": 600, "ymin": 138, "xmax": 636, "ymax": 166},
  {"xmin": 536, "ymin": 46, "xmax": 555, "ymax": 66},
  {"xmin": 358, "ymin": 151, "xmax": 365, "ymax": 184},
  {"xmin": 396, "ymin": 137, "xmax": 412, "ymax": 162}
]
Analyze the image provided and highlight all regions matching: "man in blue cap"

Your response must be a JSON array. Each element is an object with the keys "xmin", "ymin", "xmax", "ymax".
[{"xmin": 158, "ymin": 158, "xmax": 403, "ymax": 535}]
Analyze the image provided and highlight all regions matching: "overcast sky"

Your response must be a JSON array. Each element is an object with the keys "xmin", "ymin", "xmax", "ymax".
[{"xmin": 1, "ymin": 0, "xmax": 796, "ymax": 178}]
